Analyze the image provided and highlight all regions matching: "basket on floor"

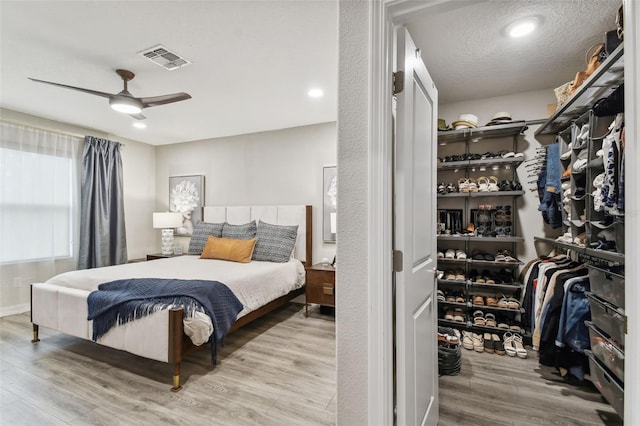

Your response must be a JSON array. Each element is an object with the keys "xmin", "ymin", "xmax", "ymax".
[{"xmin": 438, "ymin": 326, "xmax": 462, "ymax": 376}]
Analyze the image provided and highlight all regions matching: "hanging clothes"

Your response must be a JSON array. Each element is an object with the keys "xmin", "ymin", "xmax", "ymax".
[{"xmin": 537, "ymin": 142, "xmax": 563, "ymax": 228}]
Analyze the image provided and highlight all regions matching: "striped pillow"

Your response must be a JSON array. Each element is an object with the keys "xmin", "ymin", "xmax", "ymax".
[
  {"xmin": 188, "ymin": 221, "xmax": 224, "ymax": 255},
  {"xmin": 252, "ymin": 220, "xmax": 298, "ymax": 263},
  {"xmin": 222, "ymin": 221, "xmax": 257, "ymax": 240}
]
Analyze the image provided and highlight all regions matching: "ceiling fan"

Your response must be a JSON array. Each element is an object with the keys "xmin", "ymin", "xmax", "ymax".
[{"xmin": 29, "ymin": 69, "xmax": 192, "ymax": 120}]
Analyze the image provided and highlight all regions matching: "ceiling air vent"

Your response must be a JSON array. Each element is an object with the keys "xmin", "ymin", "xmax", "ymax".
[{"xmin": 138, "ymin": 45, "xmax": 191, "ymax": 71}]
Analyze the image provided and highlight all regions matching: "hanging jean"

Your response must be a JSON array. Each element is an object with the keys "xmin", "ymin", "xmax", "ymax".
[
  {"xmin": 538, "ymin": 143, "xmax": 562, "ymax": 228},
  {"xmin": 555, "ymin": 278, "xmax": 591, "ymax": 353}
]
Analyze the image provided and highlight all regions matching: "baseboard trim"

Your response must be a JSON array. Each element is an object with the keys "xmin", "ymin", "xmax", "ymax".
[{"xmin": 0, "ymin": 303, "xmax": 29, "ymax": 318}]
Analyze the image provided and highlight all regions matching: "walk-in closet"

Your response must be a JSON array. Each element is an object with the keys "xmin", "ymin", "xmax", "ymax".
[{"xmin": 406, "ymin": 1, "xmax": 628, "ymax": 423}]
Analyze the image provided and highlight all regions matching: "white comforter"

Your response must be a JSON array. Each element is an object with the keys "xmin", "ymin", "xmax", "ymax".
[{"xmin": 45, "ymin": 255, "xmax": 305, "ymax": 345}]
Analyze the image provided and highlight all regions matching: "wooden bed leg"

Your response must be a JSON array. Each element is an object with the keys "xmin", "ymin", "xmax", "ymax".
[
  {"xmin": 171, "ymin": 363, "xmax": 182, "ymax": 392},
  {"xmin": 31, "ymin": 324, "xmax": 40, "ymax": 343}
]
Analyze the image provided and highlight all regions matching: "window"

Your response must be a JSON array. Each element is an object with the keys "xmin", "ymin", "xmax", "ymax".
[{"xmin": 0, "ymin": 123, "xmax": 82, "ymax": 264}]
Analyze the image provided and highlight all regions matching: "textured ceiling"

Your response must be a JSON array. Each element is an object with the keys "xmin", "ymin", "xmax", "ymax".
[
  {"xmin": 407, "ymin": 0, "xmax": 622, "ymax": 103},
  {"xmin": 0, "ymin": 0, "xmax": 622, "ymax": 145}
]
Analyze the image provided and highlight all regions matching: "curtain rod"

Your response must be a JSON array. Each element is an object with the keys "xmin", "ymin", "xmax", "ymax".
[{"xmin": 0, "ymin": 119, "xmax": 126, "ymax": 146}]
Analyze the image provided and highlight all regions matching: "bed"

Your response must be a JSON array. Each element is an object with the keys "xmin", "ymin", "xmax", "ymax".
[{"xmin": 30, "ymin": 204, "xmax": 312, "ymax": 391}]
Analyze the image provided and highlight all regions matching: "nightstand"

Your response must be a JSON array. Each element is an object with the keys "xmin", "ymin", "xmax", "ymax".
[
  {"xmin": 146, "ymin": 253, "xmax": 184, "ymax": 261},
  {"xmin": 305, "ymin": 263, "xmax": 335, "ymax": 317}
]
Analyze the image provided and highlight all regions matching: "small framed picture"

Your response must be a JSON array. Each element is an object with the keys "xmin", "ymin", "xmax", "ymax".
[{"xmin": 173, "ymin": 246, "xmax": 184, "ymax": 255}]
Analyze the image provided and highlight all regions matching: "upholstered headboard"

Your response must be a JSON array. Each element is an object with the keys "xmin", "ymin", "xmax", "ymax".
[{"xmin": 203, "ymin": 205, "xmax": 312, "ymax": 265}]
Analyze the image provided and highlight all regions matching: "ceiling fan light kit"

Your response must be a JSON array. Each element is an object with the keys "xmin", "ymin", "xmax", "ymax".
[
  {"xmin": 110, "ymin": 95, "xmax": 143, "ymax": 114},
  {"xmin": 29, "ymin": 68, "xmax": 191, "ymax": 120}
]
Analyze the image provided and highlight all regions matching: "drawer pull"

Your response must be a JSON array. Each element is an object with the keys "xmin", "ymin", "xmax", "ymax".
[{"xmin": 323, "ymin": 286, "xmax": 334, "ymax": 295}]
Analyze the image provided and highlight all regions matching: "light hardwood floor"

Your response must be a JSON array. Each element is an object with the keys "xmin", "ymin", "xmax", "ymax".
[
  {"xmin": 439, "ymin": 346, "xmax": 623, "ymax": 426},
  {"xmin": 0, "ymin": 304, "xmax": 336, "ymax": 426},
  {"xmin": 0, "ymin": 305, "xmax": 623, "ymax": 425}
]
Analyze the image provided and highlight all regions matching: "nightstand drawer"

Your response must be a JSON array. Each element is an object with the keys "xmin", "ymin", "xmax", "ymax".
[
  {"xmin": 305, "ymin": 264, "xmax": 336, "ymax": 316},
  {"xmin": 306, "ymin": 280, "xmax": 335, "ymax": 306},
  {"xmin": 306, "ymin": 269, "xmax": 335, "ymax": 286}
]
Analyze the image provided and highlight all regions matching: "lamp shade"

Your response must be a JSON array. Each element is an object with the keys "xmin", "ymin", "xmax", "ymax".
[{"xmin": 153, "ymin": 212, "xmax": 183, "ymax": 229}]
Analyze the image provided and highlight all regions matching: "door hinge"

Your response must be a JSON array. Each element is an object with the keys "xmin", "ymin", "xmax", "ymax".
[
  {"xmin": 393, "ymin": 71, "xmax": 404, "ymax": 95},
  {"xmin": 392, "ymin": 250, "xmax": 403, "ymax": 272}
]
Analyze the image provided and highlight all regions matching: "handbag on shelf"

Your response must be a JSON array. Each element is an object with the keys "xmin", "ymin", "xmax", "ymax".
[
  {"xmin": 569, "ymin": 43, "xmax": 604, "ymax": 95},
  {"xmin": 616, "ymin": 5, "xmax": 623, "ymax": 40},
  {"xmin": 592, "ymin": 84, "xmax": 624, "ymax": 117},
  {"xmin": 605, "ymin": 30, "xmax": 622, "ymax": 55},
  {"xmin": 554, "ymin": 81, "xmax": 573, "ymax": 109}
]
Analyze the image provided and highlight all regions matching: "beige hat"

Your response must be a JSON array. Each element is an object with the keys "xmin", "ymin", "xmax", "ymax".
[
  {"xmin": 451, "ymin": 113, "xmax": 478, "ymax": 130},
  {"xmin": 486, "ymin": 111, "xmax": 513, "ymax": 126}
]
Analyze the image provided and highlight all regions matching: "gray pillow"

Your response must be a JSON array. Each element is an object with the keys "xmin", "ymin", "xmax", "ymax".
[
  {"xmin": 252, "ymin": 220, "xmax": 298, "ymax": 263},
  {"xmin": 188, "ymin": 221, "xmax": 224, "ymax": 255},
  {"xmin": 222, "ymin": 221, "xmax": 257, "ymax": 240}
]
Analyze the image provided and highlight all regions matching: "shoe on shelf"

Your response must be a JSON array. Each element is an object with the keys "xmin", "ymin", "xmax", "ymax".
[
  {"xmin": 453, "ymin": 308, "xmax": 465, "ymax": 322},
  {"xmin": 438, "ymin": 332, "xmax": 459, "ymax": 346},
  {"xmin": 506, "ymin": 297, "xmax": 521, "ymax": 310},
  {"xmin": 473, "ymin": 310, "xmax": 485, "ymax": 326},
  {"xmin": 512, "ymin": 333, "xmax": 527, "ymax": 359},
  {"xmin": 472, "ymin": 333, "xmax": 484, "ymax": 353},
  {"xmin": 462, "ymin": 331, "xmax": 474, "ymax": 351},
  {"xmin": 496, "ymin": 293, "xmax": 510, "ymax": 309},
  {"xmin": 455, "ymin": 249, "xmax": 467, "ymax": 260},
  {"xmin": 493, "ymin": 334, "xmax": 505, "ymax": 355},
  {"xmin": 458, "ymin": 178, "xmax": 470, "ymax": 193},
  {"xmin": 488, "ymin": 176, "xmax": 500, "ymax": 192},
  {"xmin": 477, "ymin": 176, "xmax": 489, "ymax": 192},
  {"xmin": 503, "ymin": 332, "xmax": 516, "ymax": 357},
  {"xmin": 483, "ymin": 333, "xmax": 494, "ymax": 353},
  {"xmin": 484, "ymin": 312, "xmax": 497, "ymax": 327},
  {"xmin": 454, "ymin": 269, "xmax": 466, "ymax": 281}
]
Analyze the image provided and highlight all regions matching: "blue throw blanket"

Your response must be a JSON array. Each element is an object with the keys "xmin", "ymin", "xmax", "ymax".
[{"xmin": 87, "ymin": 278, "xmax": 244, "ymax": 365}]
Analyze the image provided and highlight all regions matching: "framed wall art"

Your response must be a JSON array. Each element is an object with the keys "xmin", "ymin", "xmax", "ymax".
[
  {"xmin": 169, "ymin": 175, "xmax": 205, "ymax": 235},
  {"xmin": 323, "ymin": 166, "xmax": 337, "ymax": 243}
]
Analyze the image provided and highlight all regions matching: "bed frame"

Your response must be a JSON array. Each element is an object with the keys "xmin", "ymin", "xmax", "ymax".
[{"xmin": 31, "ymin": 205, "xmax": 312, "ymax": 391}]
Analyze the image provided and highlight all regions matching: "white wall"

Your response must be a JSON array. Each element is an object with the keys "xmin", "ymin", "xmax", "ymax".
[
  {"xmin": 154, "ymin": 122, "xmax": 337, "ymax": 264},
  {"xmin": 0, "ymin": 108, "xmax": 156, "ymax": 315},
  {"xmin": 337, "ymin": 0, "xmax": 369, "ymax": 424},
  {"xmin": 439, "ymin": 88, "xmax": 563, "ymax": 264}
]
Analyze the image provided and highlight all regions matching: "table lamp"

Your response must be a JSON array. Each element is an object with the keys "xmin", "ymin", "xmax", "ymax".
[{"xmin": 153, "ymin": 212, "xmax": 183, "ymax": 255}]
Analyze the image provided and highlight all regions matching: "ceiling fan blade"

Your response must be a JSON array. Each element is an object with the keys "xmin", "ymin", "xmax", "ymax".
[
  {"xmin": 129, "ymin": 112, "xmax": 147, "ymax": 120},
  {"xmin": 29, "ymin": 78, "xmax": 113, "ymax": 99},
  {"xmin": 139, "ymin": 92, "xmax": 192, "ymax": 108}
]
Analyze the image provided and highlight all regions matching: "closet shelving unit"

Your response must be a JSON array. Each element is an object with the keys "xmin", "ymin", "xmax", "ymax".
[
  {"xmin": 436, "ymin": 121, "xmax": 528, "ymax": 335},
  {"xmin": 535, "ymin": 44, "xmax": 624, "ymax": 137},
  {"xmin": 534, "ymin": 42, "xmax": 625, "ymax": 419}
]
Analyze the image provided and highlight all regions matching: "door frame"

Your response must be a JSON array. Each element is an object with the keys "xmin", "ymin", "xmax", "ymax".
[{"xmin": 368, "ymin": 1, "xmax": 448, "ymax": 424}]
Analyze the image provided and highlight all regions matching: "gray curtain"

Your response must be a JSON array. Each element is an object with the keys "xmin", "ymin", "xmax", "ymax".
[{"xmin": 78, "ymin": 136, "xmax": 127, "ymax": 269}]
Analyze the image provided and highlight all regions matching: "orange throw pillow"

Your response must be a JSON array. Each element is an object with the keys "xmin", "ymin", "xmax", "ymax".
[{"xmin": 200, "ymin": 236, "xmax": 256, "ymax": 263}]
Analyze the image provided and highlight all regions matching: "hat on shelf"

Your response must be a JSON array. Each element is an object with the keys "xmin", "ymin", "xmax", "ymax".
[
  {"xmin": 438, "ymin": 118, "xmax": 450, "ymax": 131},
  {"xmin": 451, "ymin": 113, "xmax": 479, "ymax": 130},
  {"xmin": 485, "ymin": 111, "xmax": 513, "ymax": 126}
]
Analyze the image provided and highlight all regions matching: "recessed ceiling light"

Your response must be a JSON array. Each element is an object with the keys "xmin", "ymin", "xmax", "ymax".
[
  {"xmin": 133, "ymin": 122, "xmax": 146, "ymax": 129},
  {"xmin": 506, "ymin": 17, "xmax": 539, "ymax": 38},
  {"xmin": 308, "ymin": 88, "xmax": 324, "ymax": 98}
]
